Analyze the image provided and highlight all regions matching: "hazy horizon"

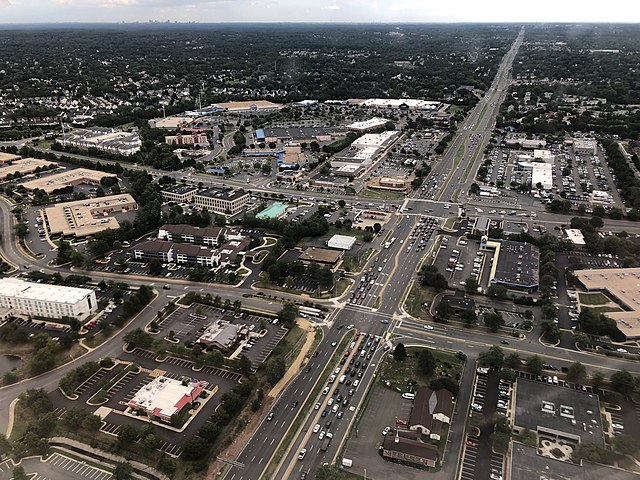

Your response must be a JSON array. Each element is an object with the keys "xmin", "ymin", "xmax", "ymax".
[{"xmin": 0, "ymin": 0, "xmax": 638, "ymax": 24}]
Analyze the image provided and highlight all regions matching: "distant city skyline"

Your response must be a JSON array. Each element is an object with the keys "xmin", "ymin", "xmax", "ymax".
[{"xmin": 0, "ymin": 0, "xmax": 639, "ymax": 24}]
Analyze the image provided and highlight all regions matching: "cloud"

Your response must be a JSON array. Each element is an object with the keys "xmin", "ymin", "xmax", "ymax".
[{"xmin": 323, "ymin": 4, "xmax": 340, "ymax": 9}]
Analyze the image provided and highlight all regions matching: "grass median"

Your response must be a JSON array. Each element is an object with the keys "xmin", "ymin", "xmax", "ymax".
[{"xmin": 262, "ymin": 330, "xmax": 355, "ymax": 480}]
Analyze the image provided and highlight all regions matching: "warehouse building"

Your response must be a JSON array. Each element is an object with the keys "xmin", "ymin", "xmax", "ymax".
[
  {"xmin": 193, "ymin": 187, "xmax": 249, "ymax": 216},
  {"xmin": 127, "ymin": 376, "xmax": 208, "ymax": 423},
  {"xmin": 58, "ymin": 127, "xmax": 142, "ymax": 156},
  {"xmin": 0, "ymin": 278, "xmax": 97, "ymax": 320}
]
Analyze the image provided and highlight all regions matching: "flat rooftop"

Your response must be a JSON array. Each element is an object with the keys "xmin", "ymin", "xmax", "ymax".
[
  {"xmin": 514, "ymin": 379, "xmax": 605, "ymax": 446},
  {"xmin": 162, "ymin": 184, "xmax": 198, "ymax": 195},
  {"xmin": 212, "ymin": 100, "xmax": 281, "ymax": 111},
  {"xmin": 45, "ymin": 193, "xmax": 137, "ymax": 237},
  {"xmin": 492, "ymin": 240, "xmax": 540, "ymax": 289},
  {"xmin": 22, "ymin": 168, "xmax": 117, "ymax": 193},
  {"xmin": 0, "ymin": 278, "xmax": 93, "ymax": 305},
  {"xmin": 0, "ymin": 152, "xmax": 22, "ymax": 163},
  {"xmin": 0, "ymin": 158, "xmax": 56, "ymax": 177},
  {"xmin": 511, "ymin": 443, "xmax": 640, "ymax": 480},
  {"xmin": 195, "ymin": 187, "xmax": 248, "ymax": 202},
  {"xmin": 575, "ymin": 267, "xmax": 640, "ymax": 338},
  {"xmin": 263, "ymin": 126, "xmax": 328, "ymax": 139}
]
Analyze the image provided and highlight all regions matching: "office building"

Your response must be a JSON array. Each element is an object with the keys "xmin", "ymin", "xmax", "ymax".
[
  {"xmin": 0, "ymin": 278, "xmax": 97, "ymax": 320},
  {"xmin": 161, "ymin": 185, "xmax": 199, "ymax": 204},
  {"xmin": 193, "ymin": 187, "xmax": 249, "ymax": 215},
  {"xmin": 22, "ymin": 168, "xmax": 118, "ymax": 194}
]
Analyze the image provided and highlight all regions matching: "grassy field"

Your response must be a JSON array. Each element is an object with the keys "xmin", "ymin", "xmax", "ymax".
[
  {"xmin": 358, "ymin": 188, "xmax": 405, "ymax": 200},
  {"xmin": 378, "ymin": 346, "xmax": 464, "ymax": 392},
  {"xmin": 578, "ymin": 292, "xmax": 611, "ymax": 306},
  {"xmin": 404, "ymin": 283, "xmax": 436, "ymax": 319},
  {"xmin": 313, "ymin": 277, "xmax": 352, "ymax": 299},
  {"xmin": 341, "ymin": 248, "xmax": 374, "ymax": 273},
  {"xmin": 590, "ymin": 305, "xmax": 623, "ymax": 314}
]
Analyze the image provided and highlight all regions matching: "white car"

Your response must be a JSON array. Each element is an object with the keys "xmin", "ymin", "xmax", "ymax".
[
  {"xmin": 612, "ymin": 423, "xmax": 624, "ymax": 430},
  {"xmin": 477, "ymin": 367, "xmax": 489, "ymax": 375},
  {"xmin": 313, "ymin": 424, "xmax": 320, "ymax": 433},
  {"xmin": 424, "ymin": 325, "xmax": 434, "ymax": 330},
  {"xmin": 314, "ymin": 403, "xmax": 320, "ymax": 410},
  {"xmin": 616, "ymin": 348, "xmax": 628, "ymax": 353},
  {"xmin": 318, "ymin": 431, "xmax": 325, "ymax": 440},
  {"xmin": 298, "ymin": 449, "xmax": 307, "ymax": 460},
  {"xmin": 471, "ymin": 403, "xmax": 483, "ymax": 412},
  {"xmin": 382, "ymin": 426, "xmax": 391, "ymax": 436}
]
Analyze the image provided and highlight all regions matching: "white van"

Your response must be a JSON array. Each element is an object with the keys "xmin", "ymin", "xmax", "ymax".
[{"xmin": 353, "ymin": 380, "xmax": 360, "ymax": 388}]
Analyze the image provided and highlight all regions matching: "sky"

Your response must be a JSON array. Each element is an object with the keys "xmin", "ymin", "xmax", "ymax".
[{"xmin": 0, "ymin": 0, "xmax": 639, "ymax": 24}]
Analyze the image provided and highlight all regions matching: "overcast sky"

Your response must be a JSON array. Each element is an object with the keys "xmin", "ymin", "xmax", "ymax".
[{"xmin": 0, "ymin": 0, "xmax": 638, "ymax": 23}]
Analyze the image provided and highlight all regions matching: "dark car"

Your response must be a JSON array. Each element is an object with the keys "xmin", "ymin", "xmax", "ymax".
[
  {"xmin": 321, "ymin": 410, "xmax": 328, "ymax": 417},
  {"xmin": 325, "ymin": 421, "xmax": 332, "ymax": 429},
  {"xmin": 291, "ymin": 401, "xmax": 299, "ymax": 408},
  {"xmin": 304, "ymin": 366, "xmax": 311, "ymax": 373}
]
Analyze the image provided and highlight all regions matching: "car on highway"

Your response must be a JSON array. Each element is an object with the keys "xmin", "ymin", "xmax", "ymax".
[
  {"xmin": 331, "ymin": 341, "xmax": 337, "ymax": 347},
  {"xmin": 298, "ymin": 449, "xmax": 307, "ymax": 460},
  {"xmin": 318, "ymin": 431, "xmax": 325, "ymax": 440},
  {"xmin": 424, "ymin": 325, "xmax": 434, "ymax": 330},
  {"xmin": 291, "ymin": 401, "xmax": 299, "ymax": 408},
  {"xmin": 267, "ymin": 412, "xmax": 274, "ymax": 421},
  {"xmin": 313, "ymin": 424, "xmax": 320, "ymax": 433},
  {"xmin": 314, "ymin": 403, "xmax": 320, "ymax": 410}
]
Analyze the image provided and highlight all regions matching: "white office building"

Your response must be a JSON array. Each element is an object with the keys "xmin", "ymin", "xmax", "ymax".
[{"xmin": 0, "ymin": 278, "xmax": 97, "ymax": 320}]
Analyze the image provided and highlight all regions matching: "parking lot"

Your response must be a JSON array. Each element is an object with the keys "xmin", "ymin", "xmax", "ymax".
[
  {"xmin": 341, "ymin": 378, "xmax": 421, "ymax": 480},
  {"xmin": 46, "ymin": 453, "xmax": 113, "ymax": 480},
  {"xmin": 461, "ymin": 369, "xmax": 505, "ymax": 480},
  {"xmin": 569, "ymin": 252, "xmax": 621, "ymax": 269},
  {"xmin": 0, "ymin": 453, "xmax": 114, "ymax": 480},
  {"xmin": 152, "ymin": 303, "xmax": 286, "ymax": 367}
]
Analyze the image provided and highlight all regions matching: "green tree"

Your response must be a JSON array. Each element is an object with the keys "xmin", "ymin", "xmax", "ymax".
[
  {"xmin": 566, "ymin": 362, "xmax": 587, "ymax": 384},
  {"xmin": 419, "ymin": 265, "xmax": 448, "ymax": 291},
  {"xmin": 393, "ymin": 343, "xmax": 407, "ymax": 361},
  {"xmin": 12, "ymin": 467, "xmax": 29, "ymax": 480},
  {"xmin": 591, "ymin": 371, "xmax": 605, "ymax": 391},
  {"xmin": 487, "ymin": 285, "xmax": 508, "ymax": 300},
  {"xmin": 116, "ymin": 424, "xmax": 138, "ymax": 449},
  {"xmin": 611, "ymin": 370, "xmax": 636, "ymax": 396},
  {"xmin": 464, "ymin": 277, "xmax": 478, "ymax": 294},
  {"xmin": 484, "ymin": 312, "xmax": 504, "ymax": 333},
  {"xmin": 613, "ymin": 434, "xmax": 640, "ymax": 457},
  {"xmin": 478, "ymin": 346, "xmax": 504, "ymax": 367},
  {"xmin": 265, "ymin": 356, "xmax": 286, "ymax": 385},
  {"xmin": 237, "ymin": 354, "xmax": 252, "ymax": 375},
  {"xmin": 113, "ymin": 462, "xmax": 133, "ymax": 480},
  {"xmin": 316, "ymin": 464, "xmax": 341, "ymax": 480},
  {"xmin": 123, "ymin": 329, "xmax": 153, "ymax": 349},
  {"xmin": 277, "ymin": 302, "xmax": 299, "ymax": 328},
  {"xmin": 158, "ymin": 453, "xmax": 177, "ymax": 476},
  {"xmin": 148, "ymin": 259, "xmax": 163, "ymax": 276},
  {"xmin": 504, "ymin": 352, "xmax": 522, "ymax": 370},
  {"xmin": 527, "ymin": 355, "xmax": 544, "ymax": 375},
  {"xmin": 417, "ymin": 349, "xmax": 436, "ymax": 376}
]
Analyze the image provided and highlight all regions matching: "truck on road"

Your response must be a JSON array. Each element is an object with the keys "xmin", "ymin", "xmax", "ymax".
[{"xmin": 320, "ymin": 435, "xmax": 332, "ymax": 451}]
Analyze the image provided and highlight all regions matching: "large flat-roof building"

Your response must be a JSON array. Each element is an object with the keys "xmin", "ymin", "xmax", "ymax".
[
  {"xmin": 210, "ymin": 100, "xmax": 282, "ymax": 113},
  {"xmin": 127, "ymin": 376, "xmax": 208, "ymax": 423},
  {"xmin": 298, "ymin": 247, "xmax": 344, "ymax": 269},
  {"xmin": 512, "ymin": 378, "xmax": 605, "ymax": 447},
  {"xmin": 193, "ymin": 187, "xmax": 249, "ymax": 216},
  {"xmin": 58, "ymin": 127, "xmax": 142, "ymax": 156},
  {"xmin": 346, "ymin": 117, "xmax": 389, "ymax": 132},
  {"xmin": 487, "ymin": 240, "xmax": 540, "ymax": 293},
  {"xmin": 575, "ymin": 267, "xmax": 640, "ymax": 339},
  {"xmin": 45, "ymin": 193, "xmax": 137, "ymax": 238},
  {"xmin": 22, "ymin": 168, "xmax": 118, "ymax": 194},
  {"xmin": 0, "ymin": 158, "xmax": 57, "ymax": 179},
  {"xmin": 263, "ymin": 126, "xmax": 333, "ymax": 143},
  {"xmin": 573, "ymin": 138, "xmax": 598, "ymax": 155},
  {"xmin": 0, "ymin": 152, "xmax": 21, "ymax": 164},
  {"xmin": 327, "ymin": 234, "xmax": 357, "ymax": 251},
  {"xmin": 161, "ymin": 184, "xmax": 199, "ymax": 204},
  {"xmin": 0, "ymin": 278, "xmax": 97, "ymax": 320}
]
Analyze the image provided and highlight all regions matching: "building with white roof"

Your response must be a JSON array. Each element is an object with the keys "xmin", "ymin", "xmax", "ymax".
[
  {"xmin": 531, "ymin": 163, "xmax": 553, "ymax": 190},
  {"xmin": 347, "ymin": 117, "xmax": 389, "ymax": 132},
  {"xmin": 361, "ymin": 98, "xmax": 440, "ymax": 110},
  {"xmin": 565, "ymin": 229, "xmax": 586, "ymax": 246},
  {"xmin": 327, "ymin": 234, "xmax": 357, "ymax": 250},
  {"xmin": 573, "ymin": 138, "xmax": 597, "ymax": 155},
  {"xmin": 127, "ymin": 376, "xmax": 208, "ymax": 423},
  {"xmin": 0, "ymin": 278, "xmax": 97, "ymax": 320}
]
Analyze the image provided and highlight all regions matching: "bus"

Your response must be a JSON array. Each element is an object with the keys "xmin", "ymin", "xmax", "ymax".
[
  {"xmin": 384, "ymin": 237, "xmax": 397, "ymax": 249},
  {"xmin": 299, "ymin": 306, "xmax": 325, "ymax": 319}
]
